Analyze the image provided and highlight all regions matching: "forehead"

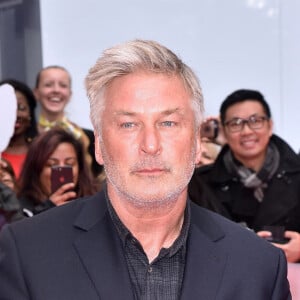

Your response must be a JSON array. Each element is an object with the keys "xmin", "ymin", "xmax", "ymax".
[
  {"xmin": 15, "ymin": 91, "xmax": 28, "ymax": 104},
  {"xmin": 50, "ymin": 142, "xmax": 77, "ymax": 157},
  {"xmin": 225, "ymin": 100, "xmax": 265, "ymax": 119},
  {"xmin": 40, "ymin": 68, "xmax": 70, "ymax": 81},
  {"xmin": 104, "ymin": 71, "xmax": 191, "ymax": 113}
]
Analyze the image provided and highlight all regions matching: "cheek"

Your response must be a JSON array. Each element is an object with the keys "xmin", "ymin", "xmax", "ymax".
[
  {"xmin": 19, "ymin": 112, "xmax": 31, "ymax": 123},
  {"xmin": 63, "ymin": 90, "xmax": 71, "ymax": 100},
  {"xmin": 73, "ymin": 166, "xmax": 79, "ymax": 184},
  {"xmin": 39, "ymin": 89, "xmax": 48, "ymax": 98},
  {"xmin": 102, "ymin": 133, "xmax": 136, "ymax": 160},
  {"xmin": 226, "ymin": 133, "xmax": 239, "ymax": 147},
  {"xmin": 260, "ymin": 133, "xmax": 271, "ymax": 147}
]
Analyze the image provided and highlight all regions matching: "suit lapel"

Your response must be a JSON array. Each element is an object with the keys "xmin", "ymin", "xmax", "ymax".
[
  {"xmin": 73, "ymin": 192, "xmax": 134, "ymax": 300},
  {"xmin": 72, "ymin": 195, "xmax": 228, "ymax": 299},
  {"xmin": 181, "ymin": 203, "xmax": 227, "ymax": 300}
]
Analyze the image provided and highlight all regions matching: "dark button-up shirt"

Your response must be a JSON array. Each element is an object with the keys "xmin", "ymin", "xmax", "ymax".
[{"xmin": 106, "ymin": 193, "xmax": 190, "ymax": 300}]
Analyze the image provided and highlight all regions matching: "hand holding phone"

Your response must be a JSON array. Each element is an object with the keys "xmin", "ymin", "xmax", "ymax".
[
  {"xmin": 50, "ymin": 165, "xmax": 73, "ymax": 194},
  {"xmin": 200, "ymin": 119, "xmax": 219, "ymax": 140},
  {"xmin": 262, "ymin": 226, "xmax": 290, "ymax": 244}
]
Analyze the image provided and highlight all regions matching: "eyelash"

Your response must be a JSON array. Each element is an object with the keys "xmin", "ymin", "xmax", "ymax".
[
  {"xmin": 119, "ymin": 120, "xmax": 178, "ymax": 130},
  {"xmin": 161, "ymin": 121, "xmax": 177, "ymax": 127},
  {"xmin": 120, "ymin": 122, "xmax": 136, "ymax": 129}
]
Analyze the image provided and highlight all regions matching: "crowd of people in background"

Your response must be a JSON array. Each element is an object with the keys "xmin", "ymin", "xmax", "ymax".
[
  {"xmin": 0, "ymin": 66, "xmax": 105, "ymax": 229},
  {"xmin": 0, "ymin": 39, "xmax": 291, "ymax": 299},
  {"xmin": 0, "ymin": 65, "xmax": 300, "ymax": 268}
]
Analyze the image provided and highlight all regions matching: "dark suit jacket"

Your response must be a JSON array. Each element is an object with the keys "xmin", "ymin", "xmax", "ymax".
[{"xmin": 0, "ymin": 191, "xmax": 291, "ymax": 299}]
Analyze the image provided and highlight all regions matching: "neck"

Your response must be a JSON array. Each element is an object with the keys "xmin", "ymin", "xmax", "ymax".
[
  {"xmin": 108, "ymin": 185, "xmax": 187, "ymax": 262},
  {"xmin": 39, "ymin": 111, "xmax": 65, "ymax": 123},
  {"xmin": 6, "ymin": 135, "xmax": 29, "ymax": 154},
  {"xmin": 235, "ymin": 153, "xmax": 267, "ymax": 172}
]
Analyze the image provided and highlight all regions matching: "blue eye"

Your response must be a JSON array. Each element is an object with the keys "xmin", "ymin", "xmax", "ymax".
[
  {"xmin": 161, "ymin": 121, "xmax": 176, "ymax": 127},
  {"xmin": 121, "ymin": 122, "xmax": 135, "ymax": 128}
]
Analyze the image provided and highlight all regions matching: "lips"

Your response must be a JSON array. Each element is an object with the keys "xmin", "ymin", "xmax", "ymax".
[
  {"xmin": 14, "ymin": 117, "xmax": 29, "ymax": 128},
  {"xmin": 136, "ymin": 168, "xmax": 165, "ymax": 173},
  {"xmin": 132, "ymin": 166, "xmax": 171, "ymax": 178}
]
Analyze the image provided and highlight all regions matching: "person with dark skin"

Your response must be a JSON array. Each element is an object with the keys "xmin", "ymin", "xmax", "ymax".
[{"xmin": 0, "ymin": 79, "xmax": 38, "ymax": 178}]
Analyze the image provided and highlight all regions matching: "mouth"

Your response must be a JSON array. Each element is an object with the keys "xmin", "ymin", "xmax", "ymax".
[
  {"xmin": 48, "ymin": 97, "xmax": 63, "ymax": 103},
  {"xmin": 14, "ymin": 117, "xmax": 28, "ymax": 128},
  {"xmin": 240, "ymin": 139, "xmax": 257, "ymax": 148},
  {"xmin": 133, "ymin": 168, "xmax": 169, "ymax": 177}
]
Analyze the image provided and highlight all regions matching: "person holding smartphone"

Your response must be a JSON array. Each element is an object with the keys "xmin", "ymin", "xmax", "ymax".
[
  {"xmin": 34, "ymin": 65, "xmax": 103, "ymax": 178},
  {"xmin": 17, "ymin": 127, "xmax": 99, "ymax": 216},
  {"xmin": 0, "ymin": 40, "xmax": 290, "ymax": 300}
]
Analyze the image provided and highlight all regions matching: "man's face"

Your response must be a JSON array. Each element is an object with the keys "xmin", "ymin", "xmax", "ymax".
[
  {"xmin": 223, "ymin": 100, "xmax": 273, "ymax": 168},
  {"xmin": 95, "ymin": 71, "xmax": 201, "ymax": 207}
]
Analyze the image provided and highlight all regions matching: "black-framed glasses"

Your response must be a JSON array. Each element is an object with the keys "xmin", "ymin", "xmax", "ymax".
[{"xmin": 224, "ymin": 115, "xmax": 269, "ymax": 133}]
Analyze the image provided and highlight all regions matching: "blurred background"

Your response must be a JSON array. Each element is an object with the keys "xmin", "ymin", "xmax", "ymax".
[{"xmin": 0, "ymin": 0, "xmax": 299, "ymax": 151}]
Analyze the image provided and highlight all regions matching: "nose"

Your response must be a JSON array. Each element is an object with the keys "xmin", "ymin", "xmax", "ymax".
[
  {"xmin": 52, "ymin": 82, "xmax": 61, "ymax": 93},
  {"xmin": 241, "ymin": 121, "xmax": 254, "ymax": 134},
  {"xmin": 140, "ymin": 125, "xmax": 161, "ymax": 155},
  {"xmin": 56, "ymin": 163, "xmax": 68, "ymax": 167}
]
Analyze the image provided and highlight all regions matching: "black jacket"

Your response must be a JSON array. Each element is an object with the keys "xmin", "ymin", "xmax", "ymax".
[
  {"xmin": 189, "ymin": 135, "xmax": 300, "ymax": 232},
  {"xmin": 0, "ymin": 183, "xmax": 23, "ymax": 228},
  {"xmin": 0, "ymin": 191, "xmax": 291, "ymax": 299}
]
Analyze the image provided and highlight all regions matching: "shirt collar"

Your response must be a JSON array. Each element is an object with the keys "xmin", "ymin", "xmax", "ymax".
[{"xmin": 105, "ymin": 187, "xmax": 190, "ymax": 257}]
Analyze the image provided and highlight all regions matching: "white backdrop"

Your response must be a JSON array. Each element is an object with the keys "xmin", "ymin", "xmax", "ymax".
[{"xmin": 39, "ymin": 0, "xmax": 300, "ymax": 152}]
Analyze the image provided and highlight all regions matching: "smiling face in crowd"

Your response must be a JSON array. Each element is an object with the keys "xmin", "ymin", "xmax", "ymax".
[
  {"xmin": 223, "ymin": 100, "xmax": 273, "ymax": 170},
  {"xmin": 35, "ymin": 68, "xmax": 72, "ymax": 120}
]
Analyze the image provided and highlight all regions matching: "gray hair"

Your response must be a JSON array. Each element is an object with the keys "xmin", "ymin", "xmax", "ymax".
[{"xmin": 85, "ymin": 39, "xmax": 204, "ymax": 134}]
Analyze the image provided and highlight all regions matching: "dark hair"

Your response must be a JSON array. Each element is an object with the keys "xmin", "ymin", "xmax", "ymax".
[
  {"xmin": 18, "ymin": 128, "xmax": 97, "ymax": 204},
  {"xmin": 0, "ymin": 157, "xmax": 17, "ymax": 191},
  {"xmin": 0, "ymin": 79, "xmax": 38, "ymax": 143},
  {"xmin": 35, "ymin": 65, "xmax": 71, "ymax": 88},
  {"xmin": 220, "ymin": 89, "xmax": 272, "ymax": 124}
]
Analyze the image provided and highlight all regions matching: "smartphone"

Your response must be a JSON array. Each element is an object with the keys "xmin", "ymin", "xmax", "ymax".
[
  {"xmin": 50, "ymin": 165, "xmax": 73, "ymax": 193},
  {"xmin": 200, "ymin": 119, "xmax": 219, "ymax": 139},
  {"xmin": 262, "ymin": 225, "xmax": 290, "ymax": 244}
]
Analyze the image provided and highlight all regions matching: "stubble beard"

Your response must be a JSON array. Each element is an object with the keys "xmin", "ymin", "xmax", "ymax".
[{"xmin": 101, "ymin": 143, "xmax": 197, "ymax": 210}]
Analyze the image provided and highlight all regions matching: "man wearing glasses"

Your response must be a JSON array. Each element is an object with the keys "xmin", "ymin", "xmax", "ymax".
[{"xmin": 189, "ymin": 89, "xmax": 300, "ymax": 263}]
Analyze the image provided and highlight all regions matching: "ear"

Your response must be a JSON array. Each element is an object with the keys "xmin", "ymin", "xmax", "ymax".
[
  {"xmin": 94, "ymin": 134, "xmax": 104, "ymax": 165},
  {"xmin": 194, "ymin": 128, "xmax": 202, "ymax": 165},
  {"xmin": 268, "ymin": 118, "xmax": 274, "ymax": 137},
  {"xmin": 33, "ymin": 88, "xmax": 40, "ymax": 103}
]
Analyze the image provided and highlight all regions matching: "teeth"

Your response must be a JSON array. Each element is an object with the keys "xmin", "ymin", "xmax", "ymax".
[
  {"xmin": 242, "ymin": 140, "xmax": 256, "ymax": 146},
  {"xmin": 50, "ymin": 97, "xmax": 61, "ymax": 102}
]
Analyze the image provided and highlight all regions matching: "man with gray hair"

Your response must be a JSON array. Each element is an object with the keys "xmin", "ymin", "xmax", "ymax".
[{"xmin": 0, "ymin": 40, "xmax": 290, "ymax": 299}]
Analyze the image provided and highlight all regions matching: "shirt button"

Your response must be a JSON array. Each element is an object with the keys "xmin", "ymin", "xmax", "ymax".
[{"xmin": 148, "ymin": 266, "xmax": 153, "ymax": 273}]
